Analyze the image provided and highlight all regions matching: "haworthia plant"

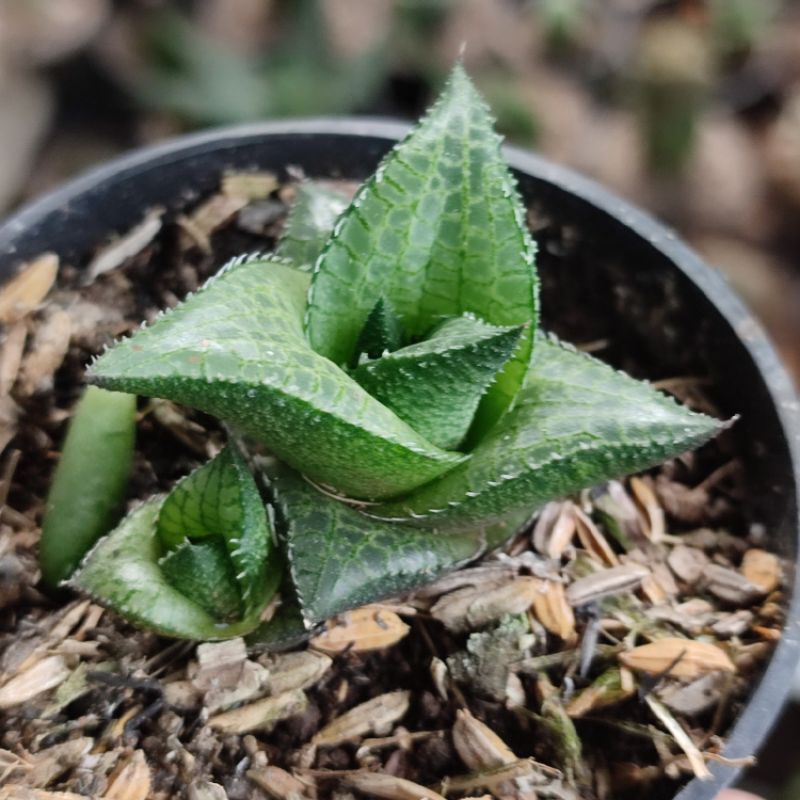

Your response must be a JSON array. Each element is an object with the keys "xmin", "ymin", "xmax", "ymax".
[
  {"xmin": 46, "ymin": 64, "xmax": 723, "ymax": 641},
  {"xmin": 72, "ymin": 445, "xmax": 280, "ymax": 639}
]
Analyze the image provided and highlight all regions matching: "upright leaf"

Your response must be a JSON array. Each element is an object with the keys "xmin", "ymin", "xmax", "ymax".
[
  {"xmin": 352, "ymin": 315, "xmax": 524, "ymax": 450},
  {"xmin": 40, "ymin": 387, "xmax": 136, "ymax": 588},
  {"xmin": 160, "ymin": 539, "xmax": 244, "ymax": 621},
  {"xmin": 89, "ymin": 256, "xmax": 463, "ymax": 501},
  {"xmin": 276, "ymin": 182, "xmax": 349, "ymax": 269},
  {"xmin": 265, "ymin": 462, "xmax": 519, "ymax": 625},
  {"xmin": 158, "ymin": 445, "xmax": 275, "ymax": 615},
  {"xmin": 353, "ymin": 297, "xmax": 404, "ymax": 361},
  {"xmin": 372, "ymin": 336, "xmax": 723, "ymax": 529},
  {"xmin": 305, "ymin": 64, "xmax": 538, "ymax": 432}
]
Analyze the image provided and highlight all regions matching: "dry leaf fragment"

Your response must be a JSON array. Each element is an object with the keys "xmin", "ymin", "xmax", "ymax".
[
  {"xmin": 565, "ymin": 668, "xmax": 634, "ymax": 718},
  {"xmin": 453, "ymin": 709, "xmax": 516, "ymax": 771},
  {"xmin": 566, "ymin": 563, "xmax": 650, "ymax": 607},
  {"xmin": 187, "ymin": 781, "xmax": 229, "ymax": 800},
  {"xmin": 347, "ymin": 772, "xmax": 446, "ymax": 800},
  {"xmin": 741, "ymin": 549, "xmax": 781, "ymax": 594},
  {"xmin": 0, "ymin": 655, "xmax": 70, "ymax": 708},
  {"xmin": 0, "ymin": 253, "xmax": 58, "ymax": 324},
  {"xmin": 441, "ymin": 759, "xmax": 546, "ymax": 794},
  {"xmin": 413, "ymin": 563, "xmax": 514, "ymax": 600},
  {"xmin": 0, "ymin": 395, "xmax": 19, "ymax": 455},
  {"xmin": 27, "ymin": 738, "xmax": 93, "ymax": 788},
  {"xmin": 574, "ymin": 506, "xmax": 619, "ymax": 566},
  {"xmin": 752, "ymin": 625, "xmax": 781, "ymax": 641},
  {"xmin": 530, "ymin": 579, "xmax": 575, "ymax": 640},
  {"xmin": 430, "ymin": 657, "xmax": 449, "ymax": 701},
  {"xmin": 311, "ymin": 606, "xmax": 410, "ymax": 653},
  {"xmin": 619, "ymin": 638, "xmax": 735, "ymax": 679},
  {"xmin": 163, "ymin": 679, "xmax": 202, "ymax": 711},
  {"xmin": 0, "ymin": 322, "xmax": 27, "ymax": 396},
  {"xmin": 189, "ymin": 637, "xmax": 247, "ymax": 691},
  {"xmin": 704, "ymin": 564, "xmax": 766, "ymax": 605},
  {"xmin": 247, "ymin": 766, "xmax": 308, "ymax": 800},
  {"xmin": 431, "ymin": 577, "xmax": 538, "ymax": 632},
  {"xmin": 629, "ymin": 476, "xmax": 665, "ymax": 541},
  {"xmin": 711, "ymin": 610, "xmax": 754, "ymax": 638},
  {"xmin": 592, "ymin": 480, "xmax": 647, "ymax": 550},
  {"xmin": 104, "ymin": 750, "xmax": 151, "ymax": 800},
  {"xmin": 263, "ymin": 650, "xmax": 332, "ymax": 695},
  {"xmin": 85, "ymin": 210, "xmax": 162, "ymax": 283},
  {"xmin": 178, "ymin": 194, "xmax": 246, "ymax": 252},
  {"xmin": 535, "ymin": 501, "xmax": 577, "ymax": 558},
  {"xmin": 208, "ymin": 689, "xmax": 308, "ymax": 735},
  {"xmin": 312, "ymin": 691, "xmax": 410, "ymax": 746},
  {"xmin": 644, "ymin": 695, "xmax": 711, "ymax": 780},
  {"xmin": 18, "ymin": 308, "xmax": 71, "ymax": 395},
  {"xmin": 658, "ymin": 672, "xmax": 727, "ymax": 716},
  {"xmin": 0, "ymin": 789, "xmax": 87, "ymax": 800},
  {"xmin": 667, "ymin": 545, "xmax": 709, "ymax": 585},
  {"xmin": 190, "ymin": 638, "xmax": 270, "ymax": 712},
  {"xmin": 222, "ymin": 171, "xmax": 279, "ymax": 200}
]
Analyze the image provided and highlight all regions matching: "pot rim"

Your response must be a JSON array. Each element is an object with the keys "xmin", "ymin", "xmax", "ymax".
[{"xmin": 1, "ymin": 117, "xmax": 798, "ymax": 799}]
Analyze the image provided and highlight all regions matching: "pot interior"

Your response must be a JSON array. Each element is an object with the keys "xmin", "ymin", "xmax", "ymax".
[{"xmin": 0, "ymin": 121, "xmax": 797, "ymax": 800}]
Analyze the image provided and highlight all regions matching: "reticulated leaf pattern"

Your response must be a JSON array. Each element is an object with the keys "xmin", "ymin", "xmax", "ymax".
[
  {"xmin": 265, "ymin": 461, "xmax": 521, "ymax": 625},
  {"xmin": 372, "ymin": 335, "xmax": 723, "ymax": 528},
  {"xmin": 305, "ymin": 63, "xmax": 538, "ymax": 433},
  {"xmin": 352, "ymin": 315, "xmax": 524, "ymax": 450},
  {"xmin": 89, "ymin": 257, "xmax": 463, "ymax": 501},
  {"xmin": 72, "ymin": 65, "xmax": 724, "ymax": 641},
  {"xmin": 158, "ymin": 444, "xmax": 274, "ymax": 615}
]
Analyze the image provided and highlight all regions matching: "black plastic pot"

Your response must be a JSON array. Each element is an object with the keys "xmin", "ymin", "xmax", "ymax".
[{"xmin": 1, "ymin": 120, "xmax": 798, "ymax": 799}]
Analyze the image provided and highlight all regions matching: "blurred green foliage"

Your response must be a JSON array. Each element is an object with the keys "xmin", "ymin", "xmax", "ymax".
[{"xmin": 137, "ymin": 1, "xmax": 388, "ymax": 125}]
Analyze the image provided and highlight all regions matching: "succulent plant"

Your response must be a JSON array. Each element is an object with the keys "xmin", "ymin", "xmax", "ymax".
[{"xmin": 55, "ymin": 65, "xmax": 721, "ymax": 642}]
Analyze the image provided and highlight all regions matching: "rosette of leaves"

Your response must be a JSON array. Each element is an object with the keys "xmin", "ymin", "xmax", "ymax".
[{"xmin": 70, "ymin": 65, "xmax": 721, "ymax": 641}]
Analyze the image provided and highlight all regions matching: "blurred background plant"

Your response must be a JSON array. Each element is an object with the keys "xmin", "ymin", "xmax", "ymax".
[{"xmin": 1, "ymin": 0, "xmax": 799, "ymax": 790}]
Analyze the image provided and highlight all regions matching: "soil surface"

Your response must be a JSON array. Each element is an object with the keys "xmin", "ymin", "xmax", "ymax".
[{"xmin": 0, "ymin": 174, "xmax": 787, "ymax": 800}]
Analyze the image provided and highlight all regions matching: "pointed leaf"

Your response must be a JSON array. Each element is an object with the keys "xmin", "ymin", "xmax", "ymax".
[
  {"xmin": 305, "ymin": 64, "xmax": 538, "ymax": 431},
  {"xmin": 354, "ymin": 297, "xmax": 404, "ymax": 361},
  {"xmin": 265, "ymin": 463, "xmax": 519, "ymax": 625},
  {"xmin": 372, "ymin": 335, "xmax": 723, "ymax": 529},
  {"xmin": 160, "ymin": 539, "xmax": 244, "ymax": 621},
  {"xmin": 352, "ymin": 315, "xmax": 524, "ymax": 450},
  {"xmin": 158, "ymin": 445, "xmax": 274, "ymax": 615},
  {"xmin": 276, "ymin": 182, "xmax": 349, "ymax": 269},
  {"xmin": 89, "ymin": 256, "xmax": 463, "ymax": 501},
  {"xmin": 71, "ymin": 499, "xmax": 262, "ymax": 640}
]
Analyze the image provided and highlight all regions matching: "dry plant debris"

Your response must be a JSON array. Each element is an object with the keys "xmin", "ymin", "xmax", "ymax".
[{"xmin": 0, "ymin": 169, "xmax": 786, "ymax": 800}]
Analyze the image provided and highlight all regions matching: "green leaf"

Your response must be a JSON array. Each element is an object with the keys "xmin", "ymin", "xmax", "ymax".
[
  {"xmin": 305, "ymin": 63, "xmax": 538, "ymax": 432},
  {"xmin": 40, "ymin": 387, "xmax": 136, "ymax": 588},
  {"xmin": 157, "ymin": 445, "xmax": 274, "ymax": 615},
  {"xmin": 352, "ymin": 315, "xmax": 525, "ymax": 450},
  {"xmin": 160, "ymin": 539, "xmax": 244, "ymax": 622},
  {"xmin": 353, "ymin": 297, "xmax": 404, "ymax": 361},
  {"xmin": 372, "ymin": 335, "xmax": 722, "ymax": 528},
  {"xmin": 264, "ymin": 462, "xmax": 517, "ymax": 625},
  {"xmin": 71, "ymin": 498, "xmax": 262, "ymax": 640},
  {"xmin": 276, "ymin": 182, "xmax": 349, "ymax": 270},
  {"xmin": 89, "ymin": 256, "xmax": 463, "ymax": 501}
]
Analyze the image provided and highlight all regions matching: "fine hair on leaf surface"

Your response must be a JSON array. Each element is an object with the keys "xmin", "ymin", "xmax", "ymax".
[{"xmin": 40, "ymin": 62, "xmax": 725, "ymax": 641}]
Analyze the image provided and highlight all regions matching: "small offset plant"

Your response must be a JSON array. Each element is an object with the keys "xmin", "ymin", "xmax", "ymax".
[{"xmin": 43, "ymin": 65, "xmax": 721, "ymax": 642}]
